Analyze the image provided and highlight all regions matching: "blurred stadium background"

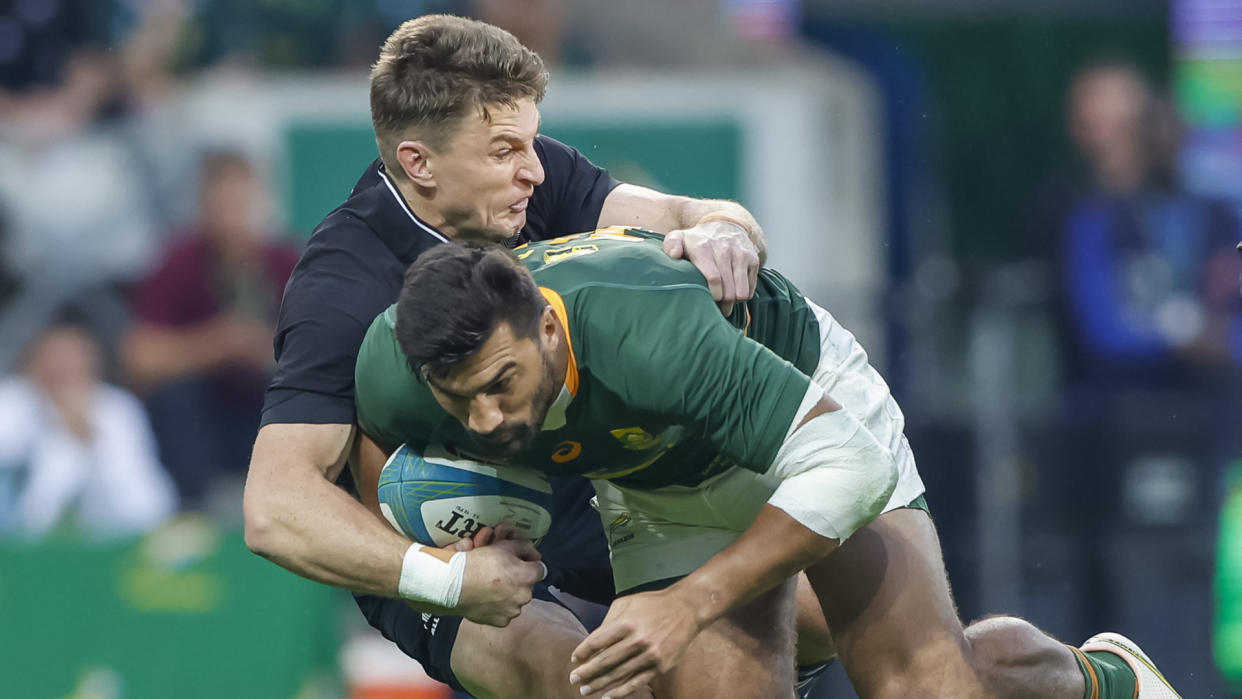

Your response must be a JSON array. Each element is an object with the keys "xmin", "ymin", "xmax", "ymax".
[{"xmin": 0, "ymin": 0, "xmax": 1238, "ymax": 697}]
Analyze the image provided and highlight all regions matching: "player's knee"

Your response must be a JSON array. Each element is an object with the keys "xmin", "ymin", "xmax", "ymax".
[
  {"xmin": 454, "ymin": 601, "xmax": 588, "ymax": 699},
  {"xmin": 963, "ymin": 615, "xmax": 1044, "ymax": 671}
]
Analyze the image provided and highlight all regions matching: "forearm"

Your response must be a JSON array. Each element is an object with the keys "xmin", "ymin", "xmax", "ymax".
[
  {"xmin": 243, "ymin": 423, "xmax": 411, "ymax": 597},
  {"xmin": 597, "ymin": 183, "xmax": 767, "ymax": 264},
  {"xmin": 678, "ymin": 198, "xmax": 767, "ymax": 265},
  {"xmin": 674, "ymin": 504, "xmax": 837, "ymax": 630},
  {"xmin": 245, "ymin": 470, "xmax": 410, "ymax": 596}
]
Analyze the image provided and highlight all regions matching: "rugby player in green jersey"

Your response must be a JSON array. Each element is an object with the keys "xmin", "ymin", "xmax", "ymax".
[{"xmin": 354, "ymin": 231, "xmax": 1182, "ymax": 699}]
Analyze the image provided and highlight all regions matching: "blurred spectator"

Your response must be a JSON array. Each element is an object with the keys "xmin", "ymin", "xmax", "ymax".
[
  {"xmin": 0, "ymin": 315, "xmax": 176, "ymax": 538},
  {"xmin": 1058, "ymin": 59, "xmax": 1242, "ymax": 697},
  {"xmin": 122, "ymin": 151, "xmax": 297, "ymax": 510},
  {"xmin": 0, "ymin": 47, "xmax": 157, "ymax": 284},
  {"xmin": 1063, "ymin": 62, "xmax": 1242, "ymax": 384},
  {"xmin": 0, "ymin": 39, "xmax": 164, "ymax": 377}
]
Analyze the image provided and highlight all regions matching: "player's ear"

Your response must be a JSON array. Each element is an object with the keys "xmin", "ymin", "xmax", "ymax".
[
  {"xmin": 396, "ymin": 140, "xmax": 436, "ymax": 187},
  {"xmin": 539, "ymin": 305, "xmax": 559, "ymax": 346}
]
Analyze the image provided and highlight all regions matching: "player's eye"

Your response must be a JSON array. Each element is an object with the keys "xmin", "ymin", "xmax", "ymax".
[{"xmin": 494, "ymin": 148, "xmax": 513, "ymax": 159}]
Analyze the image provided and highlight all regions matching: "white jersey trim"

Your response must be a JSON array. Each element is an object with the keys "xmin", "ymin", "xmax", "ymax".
[{"xmin": 378, "ymin": 167, "xmax": 450, "ymax": 244}]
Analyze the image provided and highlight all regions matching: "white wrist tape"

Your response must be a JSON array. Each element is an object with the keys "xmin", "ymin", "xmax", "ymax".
[
  {"xmin": 767, "ymin": 404, "xmax": 898, "ymax": 543},
  {"xmin": 398, "ymin": 543, "xmax": 467, "ymax": 607}
]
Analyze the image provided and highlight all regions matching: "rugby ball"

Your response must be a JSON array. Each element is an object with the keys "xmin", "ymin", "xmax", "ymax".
[{"xmin": 376, "ymin": 444, "xmax": 555, "ymax": 547}]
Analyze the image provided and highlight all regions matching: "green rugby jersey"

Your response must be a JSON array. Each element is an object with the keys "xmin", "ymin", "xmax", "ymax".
[{"xmin": 355, "ymin": 228, "xmax": 820, "ymax": 490}]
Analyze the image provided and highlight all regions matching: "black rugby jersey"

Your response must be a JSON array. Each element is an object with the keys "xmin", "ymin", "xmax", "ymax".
[{"xmin": 262, "ymin": 136, "xmax": 619, "ymax": 426}]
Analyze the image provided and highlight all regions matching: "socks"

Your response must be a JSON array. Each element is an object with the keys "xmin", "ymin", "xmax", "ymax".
[{"xmin": 1069, "ymin": 646, "xmax": 1138, "ymax": 699}]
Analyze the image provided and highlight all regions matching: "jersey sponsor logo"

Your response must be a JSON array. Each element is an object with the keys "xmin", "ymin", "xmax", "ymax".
[
  {"xmin": 550, "ymin": 441, "xmax": 582, "ymax": 463},
  {"xmin": 585, "ymin": 426, "xmax": 685, "ymax": 479},
  {"xmin": 610, "ymin": 427, "xmax": 659, "ymax": 451}
]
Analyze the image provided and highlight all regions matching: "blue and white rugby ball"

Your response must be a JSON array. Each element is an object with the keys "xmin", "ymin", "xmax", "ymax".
[{"xmin": 377, "ymin": 444, "xmax": 555, "ymax": 547}]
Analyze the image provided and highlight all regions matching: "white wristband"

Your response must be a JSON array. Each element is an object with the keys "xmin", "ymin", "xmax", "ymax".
[{"xmin": 398, "ymin": 543, "xmax": 467, "ymax": 607}]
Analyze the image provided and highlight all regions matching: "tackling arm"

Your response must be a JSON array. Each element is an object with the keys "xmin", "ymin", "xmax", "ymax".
[
  {"xmin": 598, "ymin": 183, "xmax": 767, "ymax": 311},
  {"xmin": 243, "ymin": 422, "xmax": 411, "ymax": 597},
  {"xmin": 597, "ymin": 183, "xmax": 767, "ymax": 263}
]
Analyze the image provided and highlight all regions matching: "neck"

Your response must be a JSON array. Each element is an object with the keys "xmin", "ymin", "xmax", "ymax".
[
  {"xmin": 1093, "ymin": 150, "xmax": 1147, "ymax": 196},
  {"xmin": 392, "ymin": 174, "xmax": 464, "ymax": 240}
]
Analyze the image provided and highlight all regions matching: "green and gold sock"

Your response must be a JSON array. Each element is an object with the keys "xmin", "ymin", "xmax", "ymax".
[{"xmin": 1068, "ymin": 646, "xmax": 1138, "ymax": 699}]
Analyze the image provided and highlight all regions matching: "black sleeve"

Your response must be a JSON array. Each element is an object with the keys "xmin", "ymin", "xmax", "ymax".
[
  {"xmin": 525, "ymin": 135, "xmax": 621, "ymax": 240},
  {"xmin": 261, "ymin": 234, "xmax": 401, "ymax": 426}
]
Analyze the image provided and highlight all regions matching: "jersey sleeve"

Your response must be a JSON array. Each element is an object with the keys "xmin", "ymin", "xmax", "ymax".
[
  {"xmin": 525, "ymin": 136, "xmax": 620, "ymax": 240},
  {"xmin": 579, "ymin": 285, "xmax": 812, "ymax": 471},
  {"xmin": 261, "ymin": 246, "xmax": 396, "ymax": 426},
  {"xmin": 353, "ymin": 307, "xmax": 442, "ymax": 452}
]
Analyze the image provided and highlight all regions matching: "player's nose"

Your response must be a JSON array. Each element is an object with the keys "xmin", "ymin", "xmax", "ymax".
[
  {"xmin": 467, "ymin": 397, "xmax": 504, "ymax": 434},
  {"xmin": 517, "ymin": 144, "xmax": 544, "ymax": 186}
]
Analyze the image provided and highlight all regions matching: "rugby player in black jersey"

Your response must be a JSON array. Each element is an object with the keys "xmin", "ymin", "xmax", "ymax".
[{"xmin": 240, "ymin": 14, "xmax": 830, "ymax": 699}]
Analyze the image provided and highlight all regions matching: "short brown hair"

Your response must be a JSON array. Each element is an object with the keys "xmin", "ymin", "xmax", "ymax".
[{"xmin": 370, "ymin": 15, "xmax": 548, "ymax": 177}]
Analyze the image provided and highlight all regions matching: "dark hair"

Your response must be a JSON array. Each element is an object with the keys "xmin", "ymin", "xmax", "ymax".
[
  {"xmin": 396, "ymin": 244, "xmax": 547, "ymax": 379},
  {"xmin": 369, "ymin": 14, "xmax": 548, "ymax": 176}
]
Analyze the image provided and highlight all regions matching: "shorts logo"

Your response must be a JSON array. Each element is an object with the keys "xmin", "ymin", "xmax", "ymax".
[
  {"xmin": 608, "ymin": 513, "xmax": 634, "ymax": 546},
  {"xmin": 551, "ymin": 441, "xmax": 582, "ymax": 463},
  {"xmin": 608, "ymin": 513, "xmax": 631, "ymax": 538},
  {"xmin": 610, "ymin": 427, "xmax": 658, "ymax": 451}
]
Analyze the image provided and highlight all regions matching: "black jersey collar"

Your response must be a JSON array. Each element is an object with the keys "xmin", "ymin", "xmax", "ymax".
[{"xmin": 377, "ymin": 165, "xmax": 451, "ymax": 248}]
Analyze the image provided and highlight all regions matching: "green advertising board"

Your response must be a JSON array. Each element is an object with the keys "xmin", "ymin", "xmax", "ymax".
[
  {"xmin": 283, "ymin": 119, "xmax": 742, "ymax": 239},
  {"xmin": 0, "ymin": 517, "xmax": 339, "ymax": 699}
]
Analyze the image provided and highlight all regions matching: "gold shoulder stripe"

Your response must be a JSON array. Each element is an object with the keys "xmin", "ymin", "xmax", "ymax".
[{"xmin": 539, "ymin": 286, "xmax": 579, "ymax": 395}]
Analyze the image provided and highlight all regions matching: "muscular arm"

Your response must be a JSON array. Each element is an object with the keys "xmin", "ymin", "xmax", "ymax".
[
  {"xmin": 242, "ymin": 422, "xmax": 411, "ymax": 597},
  {"xmin": 598, "ymin": 183, "xmax": 767, "ymax": 262},
  {"xmin": 599, "ymin": 183, "xmax": 766, "ymax": 311}
]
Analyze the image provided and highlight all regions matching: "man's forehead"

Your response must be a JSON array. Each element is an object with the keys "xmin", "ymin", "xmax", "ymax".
[
  {"xmin": 436, "ymin": 323, "xmax": 526, "ymax": 391},
  {"xmin": 474, "ymin": 99, "xmax": 541, "ymax": 136}
]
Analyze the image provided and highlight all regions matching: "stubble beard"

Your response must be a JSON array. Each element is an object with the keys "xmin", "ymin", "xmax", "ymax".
[{"xmin": 468, "ymin": 351, "xmax": 560, "ymax": 460}]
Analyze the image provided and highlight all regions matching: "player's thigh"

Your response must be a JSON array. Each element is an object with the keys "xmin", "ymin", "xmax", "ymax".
[
  {"xmin": 654, "ymin": 577, "xmax": 799, "ymax": 699},
  {"xmin": 805, "ymin": 507, "xmax": 986, "ymax": 699},
  {"xmin": 794, "ymin": 571, "xmax": 835, "ymax": 665},
  {"xmin": 451, "ymin": 597, "xmax": 589, "ymax": 699}
]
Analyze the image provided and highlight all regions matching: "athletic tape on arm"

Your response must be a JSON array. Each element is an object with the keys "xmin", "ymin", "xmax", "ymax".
[
  {"xmin": 767, "ymin": 386, "xmax": 899, "ymax": 542},
  {"xmin": 398, "ymin": 543, "xmax": 466, "ymax": 607}
]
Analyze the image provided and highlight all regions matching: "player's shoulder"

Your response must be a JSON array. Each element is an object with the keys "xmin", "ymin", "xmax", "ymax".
[
  {"xmin": 354, "ymin": 306, "xmax": 433, "ymax": 437},
  {"xmin": 282, "ymin": 167, "xmax": 424, "ymax": 324},
  {"xmin": 357, "ymin": 305, "xmax": 416, "ymax": 381},
  {"xmin": 520, "ymin": 228, "xmax": 707, "ymax": 294},
  {"xmin": 533, "ymin": 134, "xmax": 578, "ymax": 165}
]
